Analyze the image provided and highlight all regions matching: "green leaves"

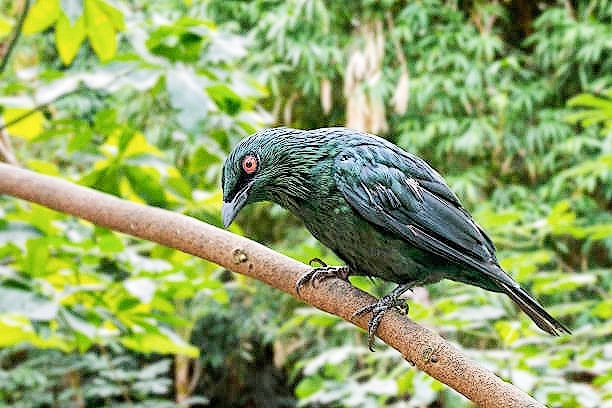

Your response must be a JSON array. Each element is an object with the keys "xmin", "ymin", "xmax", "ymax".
[
  {"xmin": 147, "ymin": 17, "xmax": 214, "ymax": 63},
  {"xmin": 0, "ymin": 287, "xmax": 58, "ymax": 321},
  {"xmin": 121, "ymin": 328, "xmax": 199, "ymax": 357},
  {"xmin": 0, "ymin": 178, "xmax": 225, "ymax": 359},
  {"xmin": 207, "ymin": 84, "xmax": 246, "ymax": 116},
  {"xmin": 0, "ymin": 14, "xmax": 13, "ymax": 38},
  {"xmin": 85, "ymin": 0, "xmax": 123, "ymax": 62},
  {"xmin": 2, "ymin": 108, "xmax": 44, "ymax": 140},
  {"xmin": 165, "ymin": 65, "xmax": 211, "ymax": 132},
  {"xmin": 567, "ymin": 90, "xmax": 612, "ymax": 131},
  {"xmin": 79, "ymin": 128, "xmax": 176, "ymax": 207},
  {"xmin": 55, "ymin": 13, "xmax": 86, "ymax": 65},
  {"xmin": 23, "ymin": 0, "xmax": 124, "ymax": 64},
  {"xmin": 23, "ymin": 0, "xmax": 62, "ymax": 34},
  {"xmin": 0, "ymin": 0, "xmax": 270, "ymax": 406}
]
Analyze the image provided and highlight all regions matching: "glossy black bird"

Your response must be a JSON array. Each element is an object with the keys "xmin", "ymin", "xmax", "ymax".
[{"xmin": 221, "ymin": 127, "xmax": 570, "ymax": 348}]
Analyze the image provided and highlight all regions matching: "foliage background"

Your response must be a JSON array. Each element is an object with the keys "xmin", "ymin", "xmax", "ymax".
[{"xmin": 1, "ymin": 0, "xmax": 611, "ymax": 406}]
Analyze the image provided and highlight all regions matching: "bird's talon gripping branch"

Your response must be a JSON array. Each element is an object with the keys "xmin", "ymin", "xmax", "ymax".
[
  {"xmin": 295, "ymin": 262, "xmax": 351, "ymax": 297},
  {"xmin": 308, "ymin": 257, "xmax": 327, "ymax": 268},
  {"xmin": 352, "ymin": 297, "xmax": 410, "ymax": 351},
  {"xmin": 394, "ymin": 300, "xmax": 410, "ymax": 316},
  {"xmin": 352, "ymin": 283, "xmax": 413, "ymax": 350}
]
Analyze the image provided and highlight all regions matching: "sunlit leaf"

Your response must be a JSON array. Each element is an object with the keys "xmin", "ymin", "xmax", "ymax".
[
  {"xmin": 26, "ymin": 159, "xmax": 61, "ymax": 176},
  {"xmin": 84, "ymin": 0, "xmax": 117, "ymax": 62},
  {"xmin": 533, "ymin": 272, "xmax": 597, "ymax": 295},
  {"xmin": 499, "ymin": 250, "xmax": 555, "ymax": 282},
  {"xmin": 22, "ymin": 238, "xmax": 51, "ymax": 277},
  {"xmin": 121, "ymin": 132, "xmax": 164, "ymax": 157},
  {"xmin": 55, "ymin": 13, "xmax": 86, "ymax": 65},
  {"xmin": 97, "ymin": 232, "xmax": 124, "ymax": 253},
  {"xmin": 124, "ymin": 166, "xmax": 167, "ymax": 207},
  {"xmin": 295, "ymin": 376, "xmax": 324, "ymax": 399},
  {"xmin": 0, "ymin": 14, "xmax": 12, "ymax": 37},
  {"xmin": 590, "ymin": 299, "xmax": 612, "ymax": 319},
  {"xmin": 2, "ymin": 107, "xmax": 44, "ymax": 140},
  {"xmin": 23, "ymin": 0, "xmax": 61, "ymax": 34},
  {"xmin": 0, "ymin": 316, "xmax": 71, "ymax": 350},
  {"xmin": 95, "ymin": 0, "xmax": 125, "ymax": 30},
  {"xmin": 120, "ymin": 328, "xmax": 199, "ymax": 357}
]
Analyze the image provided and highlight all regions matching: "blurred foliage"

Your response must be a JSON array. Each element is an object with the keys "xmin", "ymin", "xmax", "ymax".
[{"xmin": 0, "ymin": 0, "xmax": 611, "ymax": 407}]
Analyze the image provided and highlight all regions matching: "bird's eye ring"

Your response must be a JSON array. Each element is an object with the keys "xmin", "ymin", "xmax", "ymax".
[{"xmin": 242, "ymin": 154, "xmax": 258, "ymax": 174}]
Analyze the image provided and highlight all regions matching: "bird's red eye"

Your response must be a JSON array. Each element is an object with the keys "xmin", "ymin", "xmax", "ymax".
[{"xmin": 242, "ymin": 155, "xmax": 258, "ymax": 174}]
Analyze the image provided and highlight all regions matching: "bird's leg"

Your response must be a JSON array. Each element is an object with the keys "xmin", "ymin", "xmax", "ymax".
[
  {"xmin": 352, "ymin": 283, "xmax": 414, "ymax": 351},
  {"xmin": 295, "ymin": 258, "xmax": 352, "ymax": 296}
]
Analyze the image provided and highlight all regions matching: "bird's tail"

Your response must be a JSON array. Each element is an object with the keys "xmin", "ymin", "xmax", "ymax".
[{"xmin": 496, "ymin": 279, "xmax": 571, "ymax": 336}]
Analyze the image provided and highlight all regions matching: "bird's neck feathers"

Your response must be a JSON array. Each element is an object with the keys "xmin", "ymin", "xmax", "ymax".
[{"xmin": 257, "ymin": 129, "xmax": 334, "ymax": 212}]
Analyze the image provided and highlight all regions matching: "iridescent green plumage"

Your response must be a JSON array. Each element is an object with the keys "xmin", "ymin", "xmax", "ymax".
[{"xmin": 222, "ymin": 127, "xmax": 570, "ymax": 346}]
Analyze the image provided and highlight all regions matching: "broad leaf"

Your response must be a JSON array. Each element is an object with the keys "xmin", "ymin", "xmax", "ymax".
[
  {"xmin": 23, "ymin": 0, "xmax": 61, "ymax": 34},
  {"xmin": 55, "ymin": 13, "xmax": 86, "ymax": 65}
]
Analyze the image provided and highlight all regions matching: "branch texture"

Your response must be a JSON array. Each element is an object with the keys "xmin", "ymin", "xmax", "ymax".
[
  {"xmin": 0, "ymin": 163, "xmax": 544, "ymax": 407},
  {"xmin": 0, "ymin": 0, "xmax": 31, "ymax": 74}
]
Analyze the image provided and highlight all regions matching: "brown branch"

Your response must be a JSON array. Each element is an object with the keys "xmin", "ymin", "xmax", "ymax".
[
  {"xmin": 0, "ymin": 0, "xmax": 31, "ymax": 74},
  {"xmin": 0, "ymin": 162, "xmax": 545, "ymax": 408},
  {"xmin": 187, "ymin": 357, "xmax": 201, "ymax": 395},
  {"xmin": 0, "ymin": 118, "xmax": 20, "ymax": 165}
]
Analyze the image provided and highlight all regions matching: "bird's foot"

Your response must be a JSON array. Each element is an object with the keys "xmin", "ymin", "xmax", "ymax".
[
  {"xmin": 295, "ymin": 258, "xmax": 351, "ymax": 296},
  {"xmin": 352, "ymin": 284, "xmax": 412, "ymax": 351}
]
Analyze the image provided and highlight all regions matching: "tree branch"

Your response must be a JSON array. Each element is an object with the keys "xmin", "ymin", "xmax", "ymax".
[
  {"xmin": 0, "ymin": 0, "xmax": 31, "ymax": 74},
  {"xmin": 0, "ymin": 162, "xmax": 544, "ymax": 408},
  {"xmin": 0, "ymin": 118, "xmax": 20, "ymax": 165}
]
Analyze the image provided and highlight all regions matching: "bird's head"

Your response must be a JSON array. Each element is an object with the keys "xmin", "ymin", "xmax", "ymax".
[{"xmin": 221, "ymin": 127, "xmax": 328, "ymax": 228}]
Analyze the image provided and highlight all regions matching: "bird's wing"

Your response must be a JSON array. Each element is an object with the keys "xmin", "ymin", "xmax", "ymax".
[
  {"xmin": 333, "ymin": 144, "xmax": 505, "ymax": 282},
  {"xmin": 333, "ymin": 141, "xmax": 571, "ymax": 336}
]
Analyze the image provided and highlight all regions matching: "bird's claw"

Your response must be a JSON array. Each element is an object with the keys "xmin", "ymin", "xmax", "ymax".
[
  {"xmin": 308, "ymin": 257, "xmax": 327, "ymax": 268},
  {"xmin": 295, "ymin": 259, "xmax": 351, "ymax": 297},
  {"xmin": 352, "ymin": 290, "xmax": 410, "ymax": 351}
]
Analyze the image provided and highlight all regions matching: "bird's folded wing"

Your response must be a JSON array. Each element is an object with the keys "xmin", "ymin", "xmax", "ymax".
[{"xmin": 333, "ymin": 146, "xmax": 501, "ymax": 280}]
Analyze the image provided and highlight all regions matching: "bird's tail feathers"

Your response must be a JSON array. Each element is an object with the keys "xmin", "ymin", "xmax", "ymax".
[{"xmin": 496, "ymin": 279, "xmax": 571, "ymax": 336}]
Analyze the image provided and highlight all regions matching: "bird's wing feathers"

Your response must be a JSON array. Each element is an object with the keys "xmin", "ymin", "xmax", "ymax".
[
  {"xmin": 333, "ymin": 144, "xmax": 505, "ymax": 282},
  {"xmin": 333, "ymin": 141, "xmax": 570, "ymax": 336}
]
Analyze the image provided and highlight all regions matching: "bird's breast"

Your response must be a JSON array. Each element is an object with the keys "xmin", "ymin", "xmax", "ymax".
[{"xmin": 298, "ymin": 194, "xmax": 441, "ymax": 285}]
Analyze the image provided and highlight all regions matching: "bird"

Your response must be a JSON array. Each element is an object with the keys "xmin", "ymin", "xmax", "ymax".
[{"xmin": 221, "ymin": 127, "xmax": 570, "ymax": 349}]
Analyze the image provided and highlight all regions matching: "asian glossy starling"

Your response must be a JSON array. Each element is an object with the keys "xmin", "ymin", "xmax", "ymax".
[{"xmin": 221, "ymin": 127, "xmax": 570, "ymax": 348}]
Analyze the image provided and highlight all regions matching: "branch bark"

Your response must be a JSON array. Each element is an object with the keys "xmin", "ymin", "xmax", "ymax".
[
  {"xmin": 0, "ymin": 162, "xmax": 544, "ymax": 408},
  {"xmin": 0, "ymin": 0, "xmax": 31, "ymax": 74},
  {"xmin": 0, "ymin": 118, "xmax": 20, "ymax": 166}
]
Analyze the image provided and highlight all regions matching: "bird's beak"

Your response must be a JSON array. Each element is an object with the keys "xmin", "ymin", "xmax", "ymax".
[{"xmin": 222, "ymin": 181, "xmax": 253, "ymax": 228}]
